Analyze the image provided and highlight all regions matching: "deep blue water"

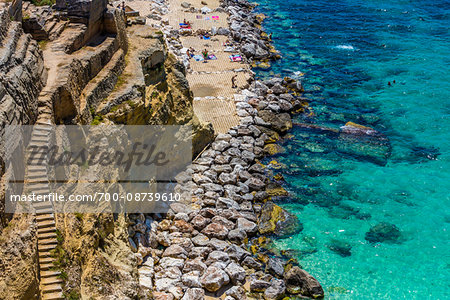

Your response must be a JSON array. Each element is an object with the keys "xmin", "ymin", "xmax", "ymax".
[{"xmin": 253, "ymin": 0, "xmax": 450, "ymax": 298}]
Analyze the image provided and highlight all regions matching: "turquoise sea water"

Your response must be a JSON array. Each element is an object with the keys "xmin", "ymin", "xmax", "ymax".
[{"xmin": 253, "ymin": 0, "xmax": 450, "ymax": 298}]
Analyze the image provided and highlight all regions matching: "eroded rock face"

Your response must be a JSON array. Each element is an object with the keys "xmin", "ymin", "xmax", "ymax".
[
  {"xmin": 0, "ymin": 215, "xmax": 39, "ymax": 300},
  {"xmin": 0, "ymin": 1, "xmax": 46, "ymax": 228}
]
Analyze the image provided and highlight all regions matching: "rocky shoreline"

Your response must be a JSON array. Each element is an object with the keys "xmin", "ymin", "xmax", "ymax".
[{"xmin": 124, "ymin": 0, "xmax": 325, "ymax": 299}]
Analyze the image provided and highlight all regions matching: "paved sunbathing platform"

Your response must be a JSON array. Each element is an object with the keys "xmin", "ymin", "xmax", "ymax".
[
  {"xmin": 187, "ymin": 72, "xmax": 250, "ymax": 98},
  {"xmin": 193, "ymin": 99, "xmax": 240, "ymax": 134}
]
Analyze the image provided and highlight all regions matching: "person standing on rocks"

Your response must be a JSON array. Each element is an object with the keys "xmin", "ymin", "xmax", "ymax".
[{"xmin": 231, "ymin": 74, "xmax": 238, "ymax": 88}]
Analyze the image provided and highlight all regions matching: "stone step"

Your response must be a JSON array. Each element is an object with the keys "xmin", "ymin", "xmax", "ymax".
[
  {"xmin": 35, "ymin": 119, "xmax": 53, "ymax": 127},
  {"xmin": 33, "ymin": 199, "xmax": 52, "ymax": 207},
  {"xmin": 0, "ymin": 22, "xmax": 22, "ymax": 68},
  {"xmin": 35, "ymin": 207, "xmax": 54, "ymax": 215},
  {"xmin": 38, "ymin": 250, "xmax": 53, "ymax": 259},
  {"xmin": 37, "ymin": 232, "xmax": 57, "ymax": 240},
  {"xmin": 42, "ymin": 291, "xmax": 64, "ymax": 300},
  {"xmin": 40, "ymin": 276, "xmax": 63, "ymax": 285},
  {"xmin": 37, "ymin": 220, "xmax": 56, "ymax": 229},
  {"xmin": 38, "ymin": 237, "xmax": 57, "ymax": 245},
  {"xmin": 34, "ymin": 200, "xmax": 53, "ymax": 208},
  {"xmin": 37, "ymin": 106, "xmax": 53, "ymax": 116},
  {"xmin": 40, "ymin": 270, "xmax": 61, "ymax": 278},
  {"xmin": 38, "ymin": 243, "xmax": 57, "ymax": 252},
  {"xmin": 28, "ymin": 160, "xmax": 48, "ymax": 169},
  {"xmin": 29, "ymin": 139, "xmax": 48, "ymax": 147},
  {"xmin": 35, "ymin": 124, "xmax": 53, "ymax": 130},
  {"xmin": 36, "ymin": 214, "xmax": 54, "ymax": 222},
  {"xmin": 27, "ymin": 170, "xmax": 48, "ymax": 179},
  {"xmin": 33, "ymin": 130, "xmax": 50, "ymax": 137},
  {"xmin": 41, "ymin": 283, "xmax": 62, "ymax": 294},
  {"xmin": 39, "ymin": 256, "xmax": 56, "ymax": 264},
  {"xmin": 26, "ymin": 182, "xmax": 49, "ymax": 191},
  {"xmin": 39, "ymin": 263, "xmax": 56, "ymax": 271}
]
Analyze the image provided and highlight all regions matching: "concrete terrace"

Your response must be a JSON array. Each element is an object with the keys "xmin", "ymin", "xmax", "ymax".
[{"xmin": 128, "ymin": 0, "xmax": 252, "ymax": 134}]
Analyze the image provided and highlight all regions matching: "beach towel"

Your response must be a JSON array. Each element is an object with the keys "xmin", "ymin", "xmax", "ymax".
[
  {"xmin": 229, "ymin": 55, "xmax": 242, "ymax": 62},
  {"xmin": 193, "ymin": 55, "xmax": 204, "ymax": 61},
  {"xmin": 208, "ymin": 54, "xmax": 217, "ymax": 60},
  {"xmin": 179, "ymin": 23, "xmax": 191, "ymax": 29},
  {"xmin": 203, "ymin": 36, "xmax": 211, "ymax": 40},
  {"xmin": 204, "ymin": 16, "xmax": 211, "ymax": 20},
  {"xmin": 196, "ymin": 15, "xmax": 202, "ymax": 19},
  {"xmin": 212, "ymin": 16, "xmax": 219, "ymax": 20}
]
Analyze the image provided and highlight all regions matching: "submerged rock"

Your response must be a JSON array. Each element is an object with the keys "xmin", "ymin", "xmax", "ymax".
[
  {"xmin": 264, "ymin": 143, "xmax": 286, "ymax": 155},
  {"xmin": 365, "ymin": 222, "xmax": 402, "ymax": 243},
  {"xmin": 411, "ymin": 146, "xmax": 440, "ymax": 161},
  {"xmin": 327, "ymin": 239, "xmax": 352, "ymax": 257},
  {"xmin": 336, "ymin": 122, "xmax": 391, "ymax": 165},
  {"xmin": 258, "ymin": 202, "xmax": 303, "ymax": 238}
]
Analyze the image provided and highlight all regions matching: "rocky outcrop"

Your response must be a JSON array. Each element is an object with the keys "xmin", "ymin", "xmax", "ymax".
[
  {"xmin": 0, "ymin": 214, "xmax": 39, "ymax": 300},
  {"xmin": 284, "ymin": 267, "xmax": 324, "ymax": 298},
  {"xmin": 56, "ymin": 0, "xmax": 107, "ymax": 42},
  {"xmin": 93, "ymin": 25, "xmax": 214, "ymax": 156},
  {"xmin": 258, "ymin": 202, "xmax": 303, "ymax": 238}
]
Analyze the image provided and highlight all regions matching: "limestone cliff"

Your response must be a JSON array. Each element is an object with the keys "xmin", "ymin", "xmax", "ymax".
[
  {"xmin": 0, "ymin": 1, "xmax": 46, "ymax": 297},
  {"xmin": 90, "ymin": 25, "xmax": 214, "ymax": 156}
]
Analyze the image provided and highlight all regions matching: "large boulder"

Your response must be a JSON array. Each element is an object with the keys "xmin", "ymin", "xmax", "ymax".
[
  {"xmin": 242, "ymin": 43, "xmax": 256, "ymax": 58},
  {"xmin": 284, "ymin": 267, "xmax": 324, "ymax": 298},
  {"xmin": 258, "ymin": 111, "xmax": 292, "ymax": 133},
  {"xmin": 264, "ymin": 278, "xmax": 286, "ymax": 300},
  {"xmin": 200, "ymin": 266, "xmax": 230, "ymax": 292},
  {"xmin": 365, "ymin": 222, "xmax": 401, "ymax": 244},
  {"xmin": 258, "ymin": 202, "xmax": 302, "ymax": 238}
]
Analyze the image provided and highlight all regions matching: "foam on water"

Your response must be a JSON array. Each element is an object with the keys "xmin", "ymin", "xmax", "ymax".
[
  {"xmin": 254, "ymin": 0, "xmax": 450, "ymax": 298},
  {"xmin": 334, "ymin": 45, "xmax": 356, "ymax": 51}
]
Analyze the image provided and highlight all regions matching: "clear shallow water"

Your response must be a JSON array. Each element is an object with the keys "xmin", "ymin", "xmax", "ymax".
[{"xmin": 253, "ymin": 0, "xmax": 450, "ymax": 298}]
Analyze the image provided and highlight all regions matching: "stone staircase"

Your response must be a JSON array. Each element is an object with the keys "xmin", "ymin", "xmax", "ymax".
[{"xmin": 24, "ymin": 118, "xmax": 64, "ymax": 300}]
